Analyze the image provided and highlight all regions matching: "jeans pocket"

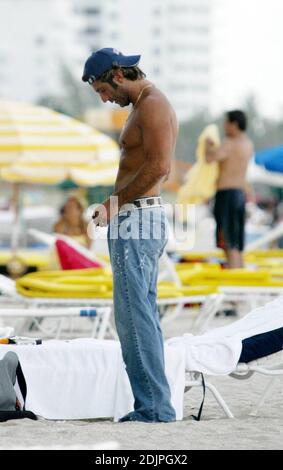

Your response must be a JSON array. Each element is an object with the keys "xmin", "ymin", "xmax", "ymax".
[
  {"xmin": 140, "ymin": 212, "xmax": 167, "ymax": 257},
  {"xmin": 141, "ymin": 232, "xmax": 167, "ymax": 258}
]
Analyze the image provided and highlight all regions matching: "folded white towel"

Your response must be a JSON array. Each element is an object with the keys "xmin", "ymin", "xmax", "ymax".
[{"xmin": 167, "ymin": 296, "xmax": 283, "ymax": 375}]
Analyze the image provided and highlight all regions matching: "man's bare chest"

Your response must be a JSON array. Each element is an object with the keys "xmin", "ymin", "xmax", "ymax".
[{"xmin": 119, "ymin": 113, "xmax": 142, "ymax": 151}]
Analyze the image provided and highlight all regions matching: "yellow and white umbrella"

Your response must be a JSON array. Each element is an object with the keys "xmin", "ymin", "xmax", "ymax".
[
  {"xmin": 0, "ymin": 101, "xmax": 119, "ymax": 186},
  {"xmin": 0, "ymin": 101, "xmax": 120, "ymax": 259}
]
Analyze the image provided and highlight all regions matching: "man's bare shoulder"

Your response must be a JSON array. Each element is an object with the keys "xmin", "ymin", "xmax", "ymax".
[
  {"xmin": 222, "ymin": 135, "xmax": 254, "ymax": 160},
  {"xmin": 245, "ymin": 135, "xmax": 254, "ymax": 152},
  {"xmin": 221, "ymin": 137, "xmax": 234, "ymax": 152},
  {"xmin": 235, "ymin": 134, "xmax": 254, "ymax": 153},
  {"xmin": 138, "ymin": 90, "xmax": 175, "ymax": 125}
]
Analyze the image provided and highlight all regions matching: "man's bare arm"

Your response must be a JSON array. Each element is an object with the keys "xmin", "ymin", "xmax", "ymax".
[
  {"xmin": 114, "ymin": 98, "xmax": 172, "ymax": 208},
  {"xmin": 205, "ymin": 138, "xmax": 230, "ymax": 163}
]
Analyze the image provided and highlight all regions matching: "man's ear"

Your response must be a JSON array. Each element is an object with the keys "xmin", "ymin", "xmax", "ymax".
[{"xmin": 112, "ymin": 69, "xmax": 124, "ymax": 85}]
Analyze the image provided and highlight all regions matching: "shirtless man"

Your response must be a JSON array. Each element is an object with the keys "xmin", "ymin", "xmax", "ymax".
[
  {"xmin": 82, "ymin": 48, "xmax": 178, "ymax": 423},
  {"xmin": 205, "ymin": 110, "xmax": 254, "ymax": 268}
]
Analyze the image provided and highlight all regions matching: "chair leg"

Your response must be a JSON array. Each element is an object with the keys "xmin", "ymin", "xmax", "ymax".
[
  {"xmin": 55, "ymin": 318, "xmax": 65, "ymax": 339},
  {"xmin": 205, "ymin": 381, "xmax": 234, "ymax": 418},
  {"xmin": 160, "ymin": 303, "xmax": 184, "ymax": 325},
  {"xmin": 95, "ymin": 308, "xmax": 113, "ymax": 340},
  {"xmin": 249, "ymin": 377, "xmax": 277, "ymax": 416},
  {"xmin": 192, "ymin": 306, "xmax": 211, "ymax": 334},
  {"xmin": 192, "ymin": 294, "xmax": 224, "ymax": 334},
  {"xmin": 185, "ymin": 378, "xmax": 234, "ymax": 418}
]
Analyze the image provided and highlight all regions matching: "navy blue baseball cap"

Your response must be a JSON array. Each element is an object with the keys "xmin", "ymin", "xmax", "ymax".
[{"xmin": 82, "ymin": 48, "xmax": 141, "ymax": 83}]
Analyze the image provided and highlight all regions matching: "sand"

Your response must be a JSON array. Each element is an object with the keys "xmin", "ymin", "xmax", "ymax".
[{"xmin": 0, "ymin": 311, "xmax": 282, "ymax": 450}]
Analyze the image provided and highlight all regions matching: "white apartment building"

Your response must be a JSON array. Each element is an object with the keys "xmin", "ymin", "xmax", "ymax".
[
  {"xmin": 73, "ymin": 0, "xmax": 213, "ymax": 121},
  {"xmin": 0, "ymin": 0, "xmax": 86, "ymax": 103}
]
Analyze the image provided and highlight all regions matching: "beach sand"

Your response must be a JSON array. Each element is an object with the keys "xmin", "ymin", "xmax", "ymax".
[{"xmin": 0, "ymin": 312, "xmax": 282, "ymax": 450}]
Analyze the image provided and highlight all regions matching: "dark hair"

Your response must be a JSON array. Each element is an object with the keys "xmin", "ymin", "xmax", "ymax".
[
  {"xmin": 99, "ymin": 66, "xmax": 146, "ymax": 87},
  {"xmin": 226, "ymin": 110, "xmax": 247, "ymax": 131}
]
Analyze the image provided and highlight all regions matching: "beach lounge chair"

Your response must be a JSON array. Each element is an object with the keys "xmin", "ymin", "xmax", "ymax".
[
  {"xmin": 2, "ymin": 296, "xmax": 282, "ymax": 421},
  {"xmin": 0, "ymin": 304, "xmax": 113, "ymax": 340},
  {"xmin": 0, "ymin": 227, "xmax": 224, "ymax": 338},
  {"xmin": 162, "ymin": 250, "xmax": 283, "ymax": 316},
  {"xmin": 171, "ymin": 295, "xmax": 283, "ymax": 418},
  {"xmin": 1, "ymin": 315, "xmax": 282, "ymax": 422},
  {"xmin": 157, "ymin": 252, "xmax": 224, "ymax": 332},
  {"xmin": 185, "ymin": 347, "xmax": 283, "ymax": 419},
  {"xmin": 0, "ymin": 337, "xmax": 185, "ymax": 421},
  {"xmin": 0, "ymin": 271, "xmax": 222, "ymax": 338}
]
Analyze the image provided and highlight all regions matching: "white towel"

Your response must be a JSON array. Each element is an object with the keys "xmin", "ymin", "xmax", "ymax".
[
  {"xmin": 167, "ymin": 296, "xmax": 283, "ymax": 375},
  {"xmin": 0, "ymin": 338, "xmax": 185, "ymax": 421}
]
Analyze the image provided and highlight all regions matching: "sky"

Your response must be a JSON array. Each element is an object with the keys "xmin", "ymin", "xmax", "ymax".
[
  {"xmin": 1, "ymin": 0, "xmax": 282, "ymax": 120},
  {"xmin": 214, "ymin": 0, "xmax": 283, "ymax": 118}
]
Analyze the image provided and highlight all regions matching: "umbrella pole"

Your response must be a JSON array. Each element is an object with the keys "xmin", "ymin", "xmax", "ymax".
[
  {"xmin": 10, "ymin": 182, "xmax": 21, "ymax": 255},
  {"xmin": 6, "ymin": 184, "xmax": 28, "ymax": 279},
  {"xmin": 7, "ymin": 183, "xmax": 27, "ymax": 279}
]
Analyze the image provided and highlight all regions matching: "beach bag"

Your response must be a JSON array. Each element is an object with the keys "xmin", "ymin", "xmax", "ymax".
[{"xmin": 0, "ymin": 351, "xmax": 37, "ymax": 422}]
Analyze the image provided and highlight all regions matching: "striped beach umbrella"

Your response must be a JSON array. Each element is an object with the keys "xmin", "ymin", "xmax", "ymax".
[
  {"xmin": 0, "ymin": 101, "xmax": 119, "ymax": 186},
  {"xmin": 0, "ymin": 101, "xmax": 119, "ymax": 258}
]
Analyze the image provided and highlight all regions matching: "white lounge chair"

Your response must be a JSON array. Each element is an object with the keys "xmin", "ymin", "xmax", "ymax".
[
  {"xmin": 0, "ymin": 337, "xmax": 185, "ymax": 421},
  {"xmin": 0, "ymin": 228, "xmax": 224, "ymax": 338},
  {"xmin": 185, "ymin": 350, "xmax": 283, "ymax": 419},
  {"xmin": 0, "ymin": 304, "xmax": 113, "ymax": 340},
  {"xmin": 170, "ymin": 295, "xmax": 283, "ymax": 419},
  {"xmin": 0, "ymin": 274, "xmax": 222, "ymax": 339}
]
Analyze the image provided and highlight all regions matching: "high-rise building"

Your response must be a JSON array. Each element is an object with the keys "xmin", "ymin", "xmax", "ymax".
[
  {"xmin": 0, "ymin": 0, "xmax": 87, "ymax": 103},
  {"xmin": 73, "ymin": 0, "xmax": 213, "ymax": 121},
  {"xmin": 72, "ymin": 0, "xmax": 102, "ymax": 52}
]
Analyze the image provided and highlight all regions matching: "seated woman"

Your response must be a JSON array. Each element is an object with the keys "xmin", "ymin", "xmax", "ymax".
[
  {"xmin": 43, "ymin": 196, "xmax": 92, "ymax": 270},
  {"xmin": 54, "ymin": 196, "xmax": 91, "ymax": 249}
]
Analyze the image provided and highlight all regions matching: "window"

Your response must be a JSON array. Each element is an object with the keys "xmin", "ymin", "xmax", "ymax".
[
  {"xmin": 174, "ymin": 64, "xmax": 209, "ymax": 73},
  {"xmin": 169, "ymin": 44, "xmax": 209, "ymax": 54},
  {"xmin": 153, "ymin": 7, "xmax": 161, "ymax": 16},
  {"xmin": 110, "ymin": 31, "xmax": 119, "ymax": 40},
  {"xmin": 172, "ymin": 24, "xmax": 210, "ymax": 34},
  {"xmin": 83, "ymin": 8, "xmax": 100, "ymax": 15},
  {"xmin": 169, "ymin": 4, "xmax": 209, "ymax": 15},
  {"xmin": 84, "ymin": 27, "xmax": 100, "ymax": 35},
  {"xmin": 152, "ymin": 28, "xmax": 161, "ymax": 36},
  {"xmin": 35, "ymin": 35, "xmax": 45, "ymax": 46},
  {"xmin": 190, "ymin": 84, "xmax": 209, "ymax": 93},
  {"xmin": 152, "ymin": 67, "xmax": 161, "ymax": 75},
  {"xmin": 152, "ymin": 47, "xmax": 161, "ymax": 55},
  {"xmin": 109, "ymin": 11, "xmax": 119, "ymax": 20},
  {"xmin": 168, "ymin": 83, "xmax": 189, "ymax": 91}
]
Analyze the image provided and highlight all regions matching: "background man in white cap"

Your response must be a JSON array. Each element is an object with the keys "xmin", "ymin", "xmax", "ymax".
[{"xmin": 82, "ymin": 48, "xmax": 178, "ymax": 423}]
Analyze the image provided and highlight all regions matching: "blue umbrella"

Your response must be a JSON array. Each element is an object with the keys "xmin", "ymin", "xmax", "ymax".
[{"xmin": 255, "ymin": 146, "xmax": 283, "ymax": 173}]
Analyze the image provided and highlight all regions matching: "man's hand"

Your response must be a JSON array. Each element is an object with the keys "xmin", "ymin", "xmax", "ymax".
[
  {"xmin": 92, "ymin": 203, "xmax": 108, "ymax": 227},
  {"xmin": 205, "ymin": 137, "xmax": 216, "ymax": 151},
  {"xmin": 92, "ymin": 197, "xmax": 119, "ymax": 227},
  {"xmin": 205, "ymin": 137, "xmax": 218, "ymax": 162},
  {"xmin": 16, "ymin": 397, "xmax": 22, "ymax": 411}
]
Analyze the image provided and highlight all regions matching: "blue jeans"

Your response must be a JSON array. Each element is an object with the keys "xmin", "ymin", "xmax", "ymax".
[{"xmin": 107, "ymin": 206, "xmax": 176, "ymax": 422}]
